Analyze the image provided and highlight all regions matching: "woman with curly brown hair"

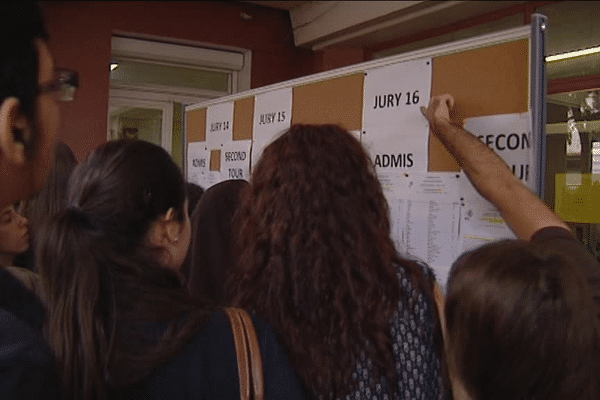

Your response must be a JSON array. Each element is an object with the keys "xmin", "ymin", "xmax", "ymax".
[{"xmin": 228, "ymin": 124, "xmax": 446, "ymax": 399}]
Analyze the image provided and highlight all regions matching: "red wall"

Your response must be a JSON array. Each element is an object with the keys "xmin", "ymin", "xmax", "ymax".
[{"xmin": 40, "ymin": 1, "xmax": 316, "ymax": 161}]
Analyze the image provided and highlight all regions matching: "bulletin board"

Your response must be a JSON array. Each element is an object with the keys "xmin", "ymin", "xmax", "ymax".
[
  {"xmin": 185, "ymin": 18, "xmax": 545, "ymax": 182},
  {"xmin": 184, "ymin": 15, "xmax": 548, "ymax": 288}
]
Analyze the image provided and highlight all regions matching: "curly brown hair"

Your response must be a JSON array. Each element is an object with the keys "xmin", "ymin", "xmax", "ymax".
[{"xmin": 228, "ymin": 124, "xmax": 435, "ymax": 398}]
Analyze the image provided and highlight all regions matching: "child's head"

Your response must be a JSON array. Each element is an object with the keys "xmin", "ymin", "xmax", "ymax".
[{"xmin": 445, "ymin": 239, "xmax": 600, "ymax": 400}]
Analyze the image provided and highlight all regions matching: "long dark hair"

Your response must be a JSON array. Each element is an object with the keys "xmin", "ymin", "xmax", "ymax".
[
  {"xmin": 37, "ymin": 139, "xmax": 209, "ymax": 400},
  {"xmin": 184, "ymin": 179, "xmax": 248, "ymax": 304},
  {"xmin": 228, "ymin": 124, "xmax": 436, "ymax": 398},
  {"xmin": 445, "ymin": 239, "xmax": 600, "ymax": 400}
]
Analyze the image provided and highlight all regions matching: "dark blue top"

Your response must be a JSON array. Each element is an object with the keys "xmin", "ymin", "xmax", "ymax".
[
  {"xmin": 0, "ymin": 310, "xmax": 60, "ymax": 399},
  {"xmin": 0, "ymin": 268, "xmax": 60, "ymax": 399},
  {"xmin": 111, "ymin": 310, "xmax": 307, "ymax": 400},
  {"xmin": 0, "ymin": 267, "xmax": 45, "ymax": 332}
]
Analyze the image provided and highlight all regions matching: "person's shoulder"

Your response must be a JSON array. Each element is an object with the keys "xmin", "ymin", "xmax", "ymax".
[
  {"xmin": 199, "ymin": 309, "xmax": 278, "ymax": 350},
  {"xmin": 530, "ymin": 226, "xmax": 577, "ymax": 244},
  {"xmin": 0, "ymin": 310, "xmax": 55, "ymax": 374},
  {"xmin": 0, "ymin": 309, "xmax": 61, "ymax": 399},
  {"xmin": 393, "ymin": 258, "xmax": 441, "ymax": 322},
  {"xmin": 202, "ymin": 309, "xmax": 233, "ymax": 333},
  {"xmin": 394, "ymin": 256, "xmax": 436, "ymax": 287},
  {"xmin": 416, "ymin": 260, "xmax": 436, "ymax": 280},
  {"xmin": 0, "ymin": 268, "xmax": 45, "ymax": 332},
  {"xmin": 199, "ymin": 308, "xmax": 271, "ymax": 336},
  {"xmin": 531, "ymin": 226, "xmax": 599, "ymax": 270},
  {"xmin": 183, "ymin": 309, "xmax": 236, "ymax": 353},
  {"xmin": 119, "ymin": 310, "xmax": 239, "ymax": 398},
  {"xmin": 5, "ymin": 266, "xmax": 41, "ymax": 295}
]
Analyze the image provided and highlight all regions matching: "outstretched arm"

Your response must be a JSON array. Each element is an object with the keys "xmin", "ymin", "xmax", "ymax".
[{"xmin": 421, "ymin": 94, "xmax": 569, "ymax": 241}]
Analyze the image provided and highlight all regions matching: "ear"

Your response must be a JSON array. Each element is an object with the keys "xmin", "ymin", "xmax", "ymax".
[
  {"xmin": 146, "ymin": 208, "xmax": 184, "ymax": 270},
  {"xmin": 146, "ymin": 208, "xmax": 181, "ymax": 249},
  {"xmin": 0, "ymin": 97, "xmax": 29, "ymax": 166},
  {"xmin": 163, "ymin": 207, "xmax": 182, "ymax": 244}
]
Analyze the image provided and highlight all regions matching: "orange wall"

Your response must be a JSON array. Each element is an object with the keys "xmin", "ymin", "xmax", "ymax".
[{"xmin": 40, "ymin": 1, "xmax": 316, "ymax": 161}]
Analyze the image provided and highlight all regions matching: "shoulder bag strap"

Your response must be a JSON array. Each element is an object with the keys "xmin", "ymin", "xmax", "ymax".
[
  {"xmin": 225, "ymin": 308, "xmax": 251, "ymax": 400},
  {"xmin": 237, "ymin": 309, "xmax": 265, "ymax": 400}
]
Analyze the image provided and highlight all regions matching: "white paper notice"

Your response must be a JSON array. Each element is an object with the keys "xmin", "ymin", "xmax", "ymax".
[
  {"xmin": 187, "ymin": 142, "xmax": 210, "ymax": 189},
  {"xmin": 457, "ymin": 173, "xmax": 516, "ymax": 256},
  {"xmin": 381, "ymin": 172, "xmax": 461, "ymax": 289},
  {"xmin": 252, "ymin": 88, "xmax": 292, "ymax": 169},
  {"xmin": 363, "ymin": 58, "xmax": 432, "ymax": 174},
  {"xmin": 206, "ymin": 102, "xmax": 234, "ymax": 148},
  {"xmin": 220, "ymin": 140, "xmax": 251, "ymax": 182},
  {"xmin": 464, "ymin": 112, "xmax": 536, "ymax": 191},
  {"xmin": 204, "ymin": 170, "xmax": 221, "ymax": 190}
]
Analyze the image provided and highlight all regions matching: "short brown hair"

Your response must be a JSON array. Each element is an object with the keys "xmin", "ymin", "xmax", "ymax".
[{"xmin": 445, "ymin": 239, "xmax": 600, "ymax": 400}]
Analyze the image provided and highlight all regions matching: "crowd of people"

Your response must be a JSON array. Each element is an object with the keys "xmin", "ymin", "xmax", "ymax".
[{"xmin": 1, "ymin": 3, "xmax": 599, "ymax": 400}]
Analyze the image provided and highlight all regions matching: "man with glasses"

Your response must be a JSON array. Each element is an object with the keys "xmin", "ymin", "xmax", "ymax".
[{"xmin": 0, "ymin": 3, "xmax": 78, "ymax": 398}]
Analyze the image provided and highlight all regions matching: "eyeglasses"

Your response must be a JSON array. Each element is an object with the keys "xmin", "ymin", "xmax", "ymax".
[{"xmin": 38, "ymin": 68, "xmax": 79, "ymax": 102}]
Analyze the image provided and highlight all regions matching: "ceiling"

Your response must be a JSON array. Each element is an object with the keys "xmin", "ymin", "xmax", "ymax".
[
  {"xmin": 245, "ymin": 1, "xmax": 531, "ymax": 49},
  {"xmin": 244, "ymin": 1, "xmax": 600, "ymax": 110},
  {"xmin": 244, "ymin": 1, "xmax": 308, "ymax": 11}
]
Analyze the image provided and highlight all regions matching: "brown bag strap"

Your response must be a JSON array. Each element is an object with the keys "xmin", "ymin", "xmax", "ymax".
[
  {"xmin": 237, "ymin": 309, "xmax": 265, "ymax": 400},
  {"xmin": 225, "ymin": 308, "xmax": 264, "ymax": 400},
  {"xmin": 226, "ymin": 308, "xmax": 250, "ymax": 400}
]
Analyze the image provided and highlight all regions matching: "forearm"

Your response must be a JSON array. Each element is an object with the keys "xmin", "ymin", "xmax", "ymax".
[
  {"xmin": 433, "ymin": 118, "xmax": 569, "ymax": 241},
  {"xmin": 433, "ymin": 118, "xmax": 516, "ymax": 202}
]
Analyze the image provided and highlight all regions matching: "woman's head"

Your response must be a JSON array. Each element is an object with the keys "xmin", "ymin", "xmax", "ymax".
[
  {"xmin": 445, "ymin": 240, "xmax": 600, "ymax": 400},
  {"xmin": 0, "ymin": 203, "xmax": 29, "ymax": 265},
  {"xmin": 66, "ymin": 139, "xmax": 190, "ymax": 270},
  {"xmin": 236, "ymin": 124, "xmax": 393, "ymax": 269},
  {"xmin": 230, "ymin": 124, "xmax": 414, "ymax": 398},
  {"xmin": 38, "ymin": 139, "xmax": 197, "ymax": 399}
]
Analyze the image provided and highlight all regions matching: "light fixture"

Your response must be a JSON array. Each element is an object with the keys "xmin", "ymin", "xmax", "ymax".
[
  {"xmin": 566, "ymin": 107, "xmax": 582, "ymax": 156},
  {"xmin": 545, "ymin": 45, "xmax": 600, "ymax": 62},
  {"xmin": 583, "ymin": 90, "xmax": 600, "ymax": 114},
  {"xmin": 110, "ymin": 63, "xmax": 118, "ymax": 71}
]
